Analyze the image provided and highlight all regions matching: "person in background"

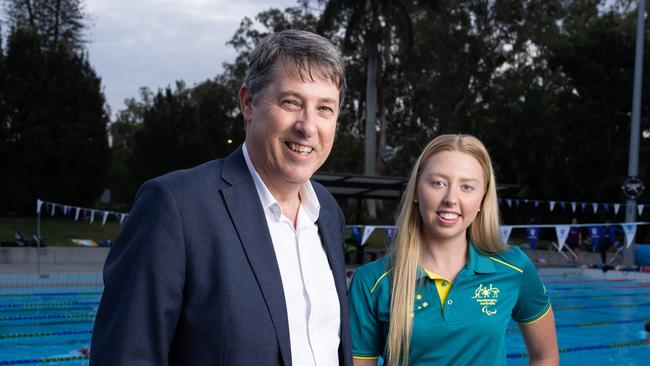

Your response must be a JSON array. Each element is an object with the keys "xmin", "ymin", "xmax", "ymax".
[
  {"xmin": 349, "ymin": 134, "xmax": 558, "ymax": 366},
  {"xmin": 566, "ymin": 218, "xmax": 582, "ymax": 261},
  {"xmin": 90, "ymin": 30, "xmax": 352, "ymax": 366}
]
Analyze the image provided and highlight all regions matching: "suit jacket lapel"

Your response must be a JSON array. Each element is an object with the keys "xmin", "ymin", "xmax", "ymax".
[{"xmin": 221, "ymin": 147, "xmax": 292, "ymax": 366}]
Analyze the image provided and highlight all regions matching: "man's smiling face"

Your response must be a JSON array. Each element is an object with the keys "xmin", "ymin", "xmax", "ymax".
[{"xmin": 241, "ymin": 62, "xmax": 340, "ymax": 194}]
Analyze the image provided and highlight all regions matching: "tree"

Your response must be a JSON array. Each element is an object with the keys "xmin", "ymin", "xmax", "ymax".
[
  {"xmin": 0, "ymin": 0, "xmax": 109, "ymax": 215},
  {"xmin": 0, "ymin": 27, "xmax": 109, "ymax": 214},
  {"xmin": 127, "ymin": 80, "xmax": 242, "ymax": 191},
  {"xmin": 4, "ymin": 0, "xmax": 86, "ymax": 51}
]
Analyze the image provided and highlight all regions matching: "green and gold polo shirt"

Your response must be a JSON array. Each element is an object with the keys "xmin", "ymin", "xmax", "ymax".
[{"xmin": 349, "ymin": 243, "xmax": 551, "ymax": 366}]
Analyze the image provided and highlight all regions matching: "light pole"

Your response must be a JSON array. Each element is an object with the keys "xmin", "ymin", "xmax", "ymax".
[{"xmin": 623, "ymin": 0, "xmax": 646, "ymax": 265}]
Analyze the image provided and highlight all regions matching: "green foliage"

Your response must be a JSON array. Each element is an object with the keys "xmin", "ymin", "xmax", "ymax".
[
  {"xmin": 0, "ymin": 0, "xmax": 109, "ymax": 215},
  {"xmin": 107, "ymin": 0, "xmax": 650, "ymax": 225},
  {"xmin": 0, "ymin": 27, "xmax": 109, "ymax": 215}
]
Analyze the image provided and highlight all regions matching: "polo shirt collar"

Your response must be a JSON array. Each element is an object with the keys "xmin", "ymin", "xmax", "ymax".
[
  {"xmin": 416, "ymin": 241, "xmax": 496, "ymax": 280},
  {"xmin": 242, "ymin": 143, "xmax": 320, "ymax": 223}
]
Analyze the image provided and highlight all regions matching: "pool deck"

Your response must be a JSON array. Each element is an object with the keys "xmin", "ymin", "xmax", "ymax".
[{"xmin": 2, "ymin": 247, "xmax": 650, "ymax": 283}]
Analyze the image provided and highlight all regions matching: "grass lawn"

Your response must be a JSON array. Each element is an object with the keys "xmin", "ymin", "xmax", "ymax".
[{"xmin": 0, "ymin": 216, "xmax": 122, "ymax": 247}]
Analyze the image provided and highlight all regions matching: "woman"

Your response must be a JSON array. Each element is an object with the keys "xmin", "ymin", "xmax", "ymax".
[{"xmin": 349, "ymin": 134, "xmax": 558, "ymax": 366}]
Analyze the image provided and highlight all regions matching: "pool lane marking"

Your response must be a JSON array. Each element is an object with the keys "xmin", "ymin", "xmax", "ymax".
[
  {"xmin": 0, "ymin": 355, "xmax": 89, "ymax": 365},
  {"xmin": 0, "ymin": 291, "xmax": 103, "ymax": 298},
  {"xmin": 507, "ymin": 340, "xmax": 649, "ymax": 359},
  {"xmin": 506, "ymin": 318, "xmax": 647, "ymax": 332},
  {"xmin": 550, "ymin": 284, "xmax": 650, "ymax": 291},
  {"xmin": 552, "ymin": 302, "xmax": 650, "ymax": 311},
  {"xmin": 549, "ymin": 292, "xmax": 650, "ymax": 300},
  {"xmin": 0, "ymin": 300, "xmax": 100, "ymax": 309},
  {"xmin": 0, "ymin": 329, "xmax": 92, "ymax": 339},
  {"xmin": 0, "ymin": 313, "xmax": 95, "ymax": 321},
  {"xmin": 544, "ymin": 279, "xmax": 632, "ymax": 284}
]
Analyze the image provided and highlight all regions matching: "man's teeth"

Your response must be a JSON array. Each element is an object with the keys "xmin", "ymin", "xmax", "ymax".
[
  {"xmin": 288, "ymin": 143, "xmax": 313, "ymax": 153},
  {"xmin": 439, "ymin": 212, "xmax": 459, "ymax": 220}
]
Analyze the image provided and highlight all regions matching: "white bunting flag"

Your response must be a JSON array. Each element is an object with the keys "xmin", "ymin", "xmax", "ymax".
[
  {"xmin": 51, "ymin": 204, "xmax": 56, "ymax": 216},
  {"xmin": 614, "ymin": 204, "xmax": 621, "ymax": 215},
  {"xmin": 622, "ymin": 224, "xmax": 637, "ymax": 248},
  {"xmin": 102, "ymin": 211, "xmax": 109, "ymax": 225},
  {"xmin": 534, "ymin": 200, "xmax": 540, "ymax": 209},
  {"xmin": 90, "ymin": 210, "xmax": 95, "ymax": 224},
  {"xmin": 581, "ymin": 202, "xmax": 588, "ymax": 211},
  {"xmin": 507, "ymin": 199, "xmax": 512, "ymax": 208},
  {"xmin": 75, "ymin": 207, "xmax": 81, "ymax": 221},
  {"xmin": 120, "ymin": 214, "xmax": 127, "ymax": 224},
  {"xmin": 36, "ymin": 199, "xmax": 43, "ymax": 214},
  {"xmin": 361, "ymin": 226, "xmax": 376, "ymax": 246},
  {"xmin": 500, "ymin": 225, "xmax": 513, "ymax": 244},
  {"xmin": 63, "ymin": 205, "xmax": 70, "ymax": 215},
  {"xmin": 592, "ymin": 203, "xmax": 598, "ymax": 213},
  {"xmin": 549, "ymin": 201, "xmax": 556, "ymax": 211},
  {"xmin": 571, "ymin": 202, "xmax": 577, "ymax": 212},
  {"xmin": 555, "ymin": 225, "xmax": 571, "ymax": 251},
  {"xmin": 638, "ymin": 204, "xmax": 645, "ymax": 216}
]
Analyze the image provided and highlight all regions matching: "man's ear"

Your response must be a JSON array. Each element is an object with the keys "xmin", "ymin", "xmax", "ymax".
[{"xmin": 239, "ymin": 84, "xmax": 253, "ymax": 125}]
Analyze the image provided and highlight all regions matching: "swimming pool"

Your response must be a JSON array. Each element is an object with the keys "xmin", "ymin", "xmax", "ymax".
[
  {"xmin": 0, "ymin": 274, "xmax": 101, "ymax": 365},
  {"xmin": 0, "ymin": 270, "xmax": 648, "ymax": 365},
  {"xmin": 506, "ymin": 268, "xmax": 650, "ymax": 366}
]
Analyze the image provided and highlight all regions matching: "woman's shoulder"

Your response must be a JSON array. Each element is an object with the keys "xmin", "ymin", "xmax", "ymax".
[
  {"xmin": 490, "ymin": 245, "xmax": 535, "ymax": 272},
  {"xmin": 350, "ymin": 255, "xmax": 392, "ymax": 291}
]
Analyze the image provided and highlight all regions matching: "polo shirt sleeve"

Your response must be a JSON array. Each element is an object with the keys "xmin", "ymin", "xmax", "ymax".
[
  {"xmin": 349, "ymin": 266, "xmax": 383, "ymax": 359},
  {"xmin": 511, "ymin": 253, "xmax": 551, "ymax": 324}
]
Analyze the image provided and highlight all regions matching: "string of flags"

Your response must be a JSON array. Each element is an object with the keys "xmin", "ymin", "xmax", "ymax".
[
  {"xmin": 348, "ymin": 222, "xmax": 649, "ymax": 252},
  {"xmin": 36, "ymin": 199, "xmax": 128, "ymax": 225},
  {"xmin": 36, "ymin": 198, "xmax": 646, "ymax": 253},
  {"xmin": 498, "ymin": 198, "xmax": 645, "ymax": 215}
]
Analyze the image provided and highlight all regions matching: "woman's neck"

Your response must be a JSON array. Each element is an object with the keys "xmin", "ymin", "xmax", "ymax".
[{"xmin": 420, "ymin": 236, "xmax": 468, "ymax": 283}]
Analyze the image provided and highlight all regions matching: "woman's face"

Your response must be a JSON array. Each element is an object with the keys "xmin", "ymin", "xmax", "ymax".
[{"xmin": 416, "ymin": 150, "xmax": 486, "ymax": 245}]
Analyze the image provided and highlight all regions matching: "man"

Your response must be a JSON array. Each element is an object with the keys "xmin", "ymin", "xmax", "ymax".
[{"xmin": 90, "ymin": 29, "xmax": 351, "ymax": 366}]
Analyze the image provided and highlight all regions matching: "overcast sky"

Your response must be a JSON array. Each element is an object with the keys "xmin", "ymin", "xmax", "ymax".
[{"xmin": 85, "ymin": 0, "xmax": 300, "ymax": 117}]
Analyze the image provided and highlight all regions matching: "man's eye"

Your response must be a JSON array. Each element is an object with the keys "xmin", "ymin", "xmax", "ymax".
[
  {"xmin": 319, "ymin": 105, "xmax": 334, "ymax": 113},
  {"xmin": 282, "ymin": 99, "xmax": 300, "ymax": 108}
]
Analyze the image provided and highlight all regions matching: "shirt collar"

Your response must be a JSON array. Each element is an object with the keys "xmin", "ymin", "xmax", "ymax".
[
  {"xmin": 242, "ymin": 143, "xmax": 320, "ymax": 223},
  {"xmin": 416, "ymin": 241, "xmax": 496, "ymax": 280}
]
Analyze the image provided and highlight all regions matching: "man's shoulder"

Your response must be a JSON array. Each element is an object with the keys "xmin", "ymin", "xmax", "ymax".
[{"xmin": 153, "ymin": 158, "xmax": 226, "ymax": 191}]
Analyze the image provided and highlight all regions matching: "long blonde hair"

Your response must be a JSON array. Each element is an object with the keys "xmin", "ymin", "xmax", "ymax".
[{"xmin": 385, "ymin": 134, "xmax": 506, "ymax": 366}]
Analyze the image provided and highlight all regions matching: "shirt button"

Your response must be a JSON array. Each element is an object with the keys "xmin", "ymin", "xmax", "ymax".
[{"xmin": 447, "ymin": 299, "xmax": 453, "ymax": 305}]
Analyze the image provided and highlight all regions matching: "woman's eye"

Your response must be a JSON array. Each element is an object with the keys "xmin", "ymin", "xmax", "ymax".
[
  {"xmin": 432, "ymin": 181, "xmax": 444, "ymax": 188},
  {"xmin": 461, "ymin": 184, "xmax": 475, "ymax": 191}
]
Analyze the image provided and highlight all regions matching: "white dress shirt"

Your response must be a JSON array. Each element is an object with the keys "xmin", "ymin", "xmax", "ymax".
[{"xmin": 242, "ymin": 144, "xmax": 340, "ymax": 366}]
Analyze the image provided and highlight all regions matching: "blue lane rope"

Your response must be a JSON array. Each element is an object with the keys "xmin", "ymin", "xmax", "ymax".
[
  {"xmin": 553, "ymin": 302, "xmax": 650, "ymax": 311},
  {"xmin": 0, "ymin": 313, "xmax": 95, "ymax": 321},
  {"xmin": 0, "ymin": 329, "xmax": 93, "ymax": 339},
  {"xmin": 507, "ymin": 340, "xmax": 649, "ymax": 359},
  {"xmin": 0, "ymin": 355, "xmax": 89, "ymax": 365},
  {"xmin": 0, "ymin": 291, "xmax": 102, "ymax": 298},
  {"xmin": 507, "ymin": 318, "xmax": 647, "ymax": 332}
]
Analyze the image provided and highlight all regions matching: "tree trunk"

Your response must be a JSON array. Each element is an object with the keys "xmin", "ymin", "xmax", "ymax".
[{"xmin": 364, "ymin": 25, "xmax": 379, "ymax": 220}]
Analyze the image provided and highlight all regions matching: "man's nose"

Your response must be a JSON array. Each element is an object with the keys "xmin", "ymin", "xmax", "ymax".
[{"xmin": 295, "ymin": 109, "xmax": 317, "ymax": 138}]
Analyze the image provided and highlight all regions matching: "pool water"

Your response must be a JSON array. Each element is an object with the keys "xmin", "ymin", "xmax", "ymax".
[
  {"xmin": 0, "ymin": 271, "xmax": 648, "ymax": 365},
  {"xmin": 506, "ymin": 272, "xmax": 650, "ymax": 365}
]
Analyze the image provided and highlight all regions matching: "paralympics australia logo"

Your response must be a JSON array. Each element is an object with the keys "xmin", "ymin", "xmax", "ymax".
[{"xmin": 472, "ymin": 283, "xmax": 500, "ymax": 316}]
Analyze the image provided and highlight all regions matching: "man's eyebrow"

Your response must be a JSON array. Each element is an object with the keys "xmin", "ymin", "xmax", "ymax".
[{"xmin": 277, "ymin": 91, "xmax": 338, "ymax": 105}]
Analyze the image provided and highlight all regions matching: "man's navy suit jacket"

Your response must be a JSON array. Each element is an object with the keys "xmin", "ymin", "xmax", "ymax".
[{"xmin": 90, "ymin": 147, "xmax": 352, "ymax": 366}]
